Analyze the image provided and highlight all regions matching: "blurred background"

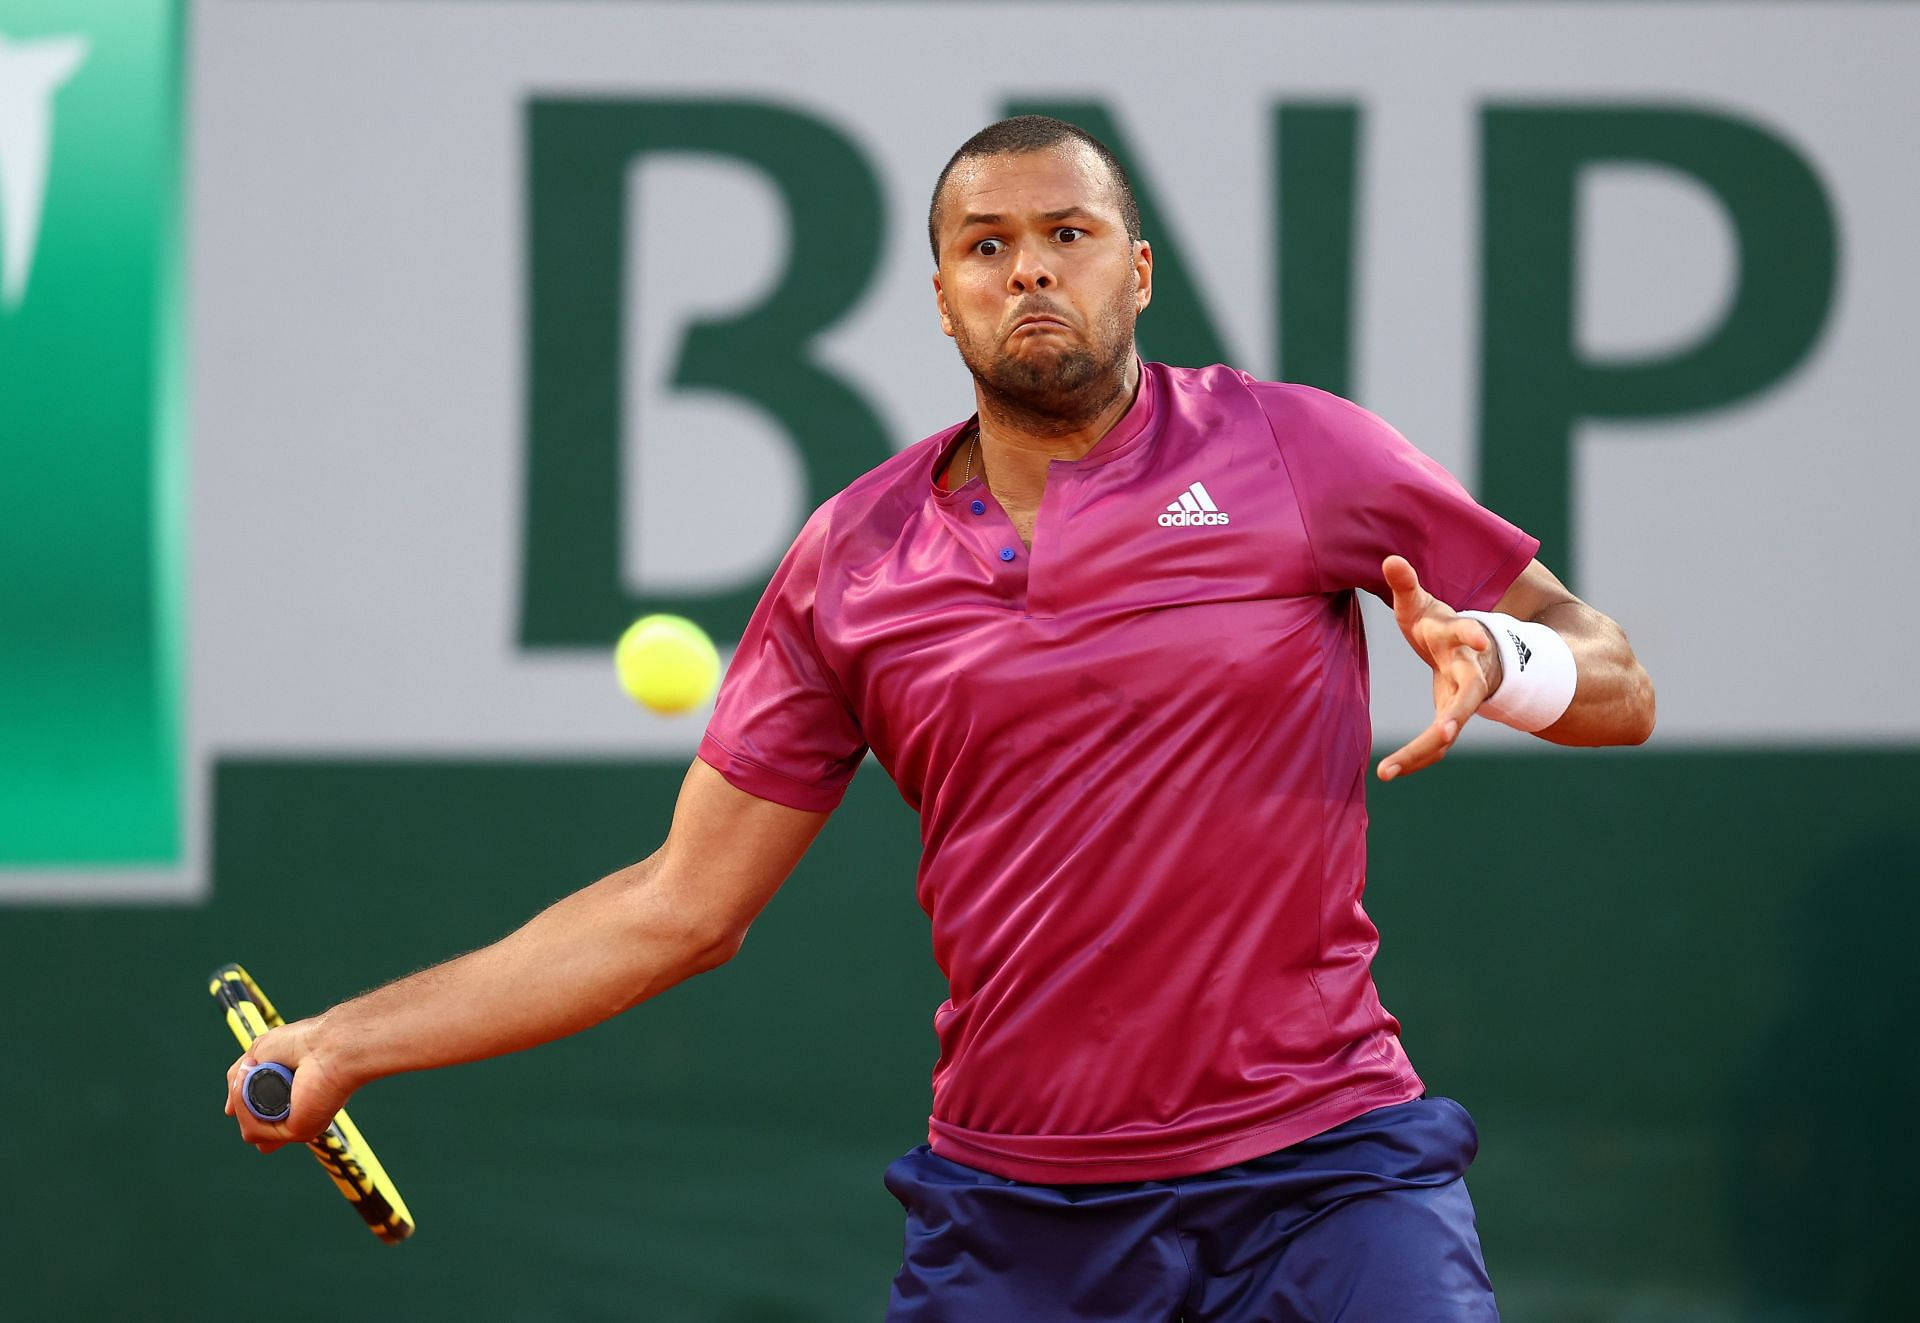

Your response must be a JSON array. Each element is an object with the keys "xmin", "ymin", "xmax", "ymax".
[{"xmin": 3, "ymin": 1, "xmax": 1915, "ymax": 1318}]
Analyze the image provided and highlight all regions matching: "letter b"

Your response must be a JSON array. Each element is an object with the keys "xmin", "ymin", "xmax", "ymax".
[{"xmin": 522, "ymin": 99, "xmax": 893, "ymax": 646}]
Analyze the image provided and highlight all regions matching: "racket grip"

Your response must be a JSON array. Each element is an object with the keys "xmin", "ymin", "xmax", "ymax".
[{"xmin": 242, "ymin": 1062, "xmax": 295, "ymax": 1122}]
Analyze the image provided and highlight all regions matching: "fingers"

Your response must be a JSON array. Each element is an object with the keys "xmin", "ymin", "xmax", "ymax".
[
  {"xmin": 1382, "ymin": 554, "xmax": 1420, "ymax": 598},
  {"xmin": 224, "ymin": 1022, "xmax": 348, "ymax": 1154},
  {"xmin": 1382, "ymin": 555, "xmax": 1427, "ymax": 621},
  {"xmin": 224, "ymin": 1030, "xmax": 304, "ymax": 1151},
  {"xmin": 1413, "ymin": 614, "xmax": 1490, "ymax": 657},
  {"xmin": 1379, "ymin": 640, "xmax": 1491, "ymax": 782},
  {"xmin": 281, "ymin": 1057, "xmax": 348, "ymax": 1143},
  {"xmin": 1377, "ymin": 716, "xmax": 1459, "ymax": 782},
  {"xmin": 230, "ymin": 1077, "xmax": 299, "ymax": 1152},
  {"xmin": 226, "ymin": 1051, "xmax": 274, "ymax": 1145},
  {"xmin": 225, "ymin": 1052, "xmax": 248, "ymax": 1120}
]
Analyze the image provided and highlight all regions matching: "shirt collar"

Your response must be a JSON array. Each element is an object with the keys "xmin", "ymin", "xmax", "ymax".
[{"xmin": 928, "ymin": 357, "xmax": 1156, "ymax": 501}]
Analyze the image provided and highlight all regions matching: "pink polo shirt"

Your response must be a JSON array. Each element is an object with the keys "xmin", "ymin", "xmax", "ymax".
[{"xmin": 698, "ymin": 361, "xmax": 1537, "ymax": 1183}]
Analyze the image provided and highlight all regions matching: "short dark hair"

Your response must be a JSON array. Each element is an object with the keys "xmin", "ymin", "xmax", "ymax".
[{"xmin": 927, "ymin": 115, "xmax": 1142, "ymax": 262}]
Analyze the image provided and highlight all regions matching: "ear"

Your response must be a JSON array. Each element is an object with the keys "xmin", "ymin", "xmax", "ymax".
[
  {"xmin": 932, "ymin": 272, "xmax": 956, "ymax": 339},
  {"xmin": 1132, "ymin": 240, "xmax": 1154, "ymax": 316}
]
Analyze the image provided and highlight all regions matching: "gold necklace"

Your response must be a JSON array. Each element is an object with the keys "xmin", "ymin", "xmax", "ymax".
[{"xmin": 963, "ymin": 431, "xmax": 979, "ymax": 485}]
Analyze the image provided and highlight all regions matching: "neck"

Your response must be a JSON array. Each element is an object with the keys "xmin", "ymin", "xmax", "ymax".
[{"xmin": 969, "ymin": 356, "xmax": 1141, "ymax": 507}]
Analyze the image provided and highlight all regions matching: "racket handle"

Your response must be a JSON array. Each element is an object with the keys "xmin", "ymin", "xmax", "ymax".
[{"xmin": 242, "ymin": 1062, "xmax": 295, "ymax": 1122}]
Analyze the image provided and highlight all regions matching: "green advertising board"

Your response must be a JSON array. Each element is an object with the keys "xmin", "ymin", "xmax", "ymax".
[{"xmin": 0, "ymin": 0, "xmax": 184, "ymax": 867}]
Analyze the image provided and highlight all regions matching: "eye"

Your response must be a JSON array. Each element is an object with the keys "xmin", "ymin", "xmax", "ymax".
[
  {"xmin": 974, "ymin": 237, "xmax": 1005, "ymax": 257},
  {"xmin": 1055, "ymin": 227, "xmax": 1085, "ymax": 244}
]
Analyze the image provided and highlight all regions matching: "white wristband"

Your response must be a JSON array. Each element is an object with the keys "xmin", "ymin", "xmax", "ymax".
[{"xmin": 1458, "ymin": 611, "xmax": 1577, "ymax": 733}]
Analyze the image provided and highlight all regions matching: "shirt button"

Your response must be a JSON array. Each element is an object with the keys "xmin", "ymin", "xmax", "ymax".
[
  {"xmin": 999, "ymin": 547, "xmax": 1016, "ymax": 562},
  {"xmin": 971, "ymin": 500, "xmax": 985, "ymax": 515}
]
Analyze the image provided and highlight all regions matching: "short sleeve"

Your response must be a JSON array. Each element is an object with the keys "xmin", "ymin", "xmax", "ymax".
[
  {"xmin": 698, "ymin": 502, "xmax": 867, "ymax": 813},
  {"xmin": 1251, "ymin": 381, "xmax": 1539, "ymax": 610}
]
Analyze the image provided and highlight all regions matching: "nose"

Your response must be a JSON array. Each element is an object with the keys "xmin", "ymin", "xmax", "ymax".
[{"xmin": 1007, "ymin": 242, "xmax": 1054, "ymax": 294}]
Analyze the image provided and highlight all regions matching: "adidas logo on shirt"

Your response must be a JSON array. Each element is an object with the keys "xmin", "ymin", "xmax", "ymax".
[{"xmin": 1158, "ymin": 480, "xmax": 1231, "ymax": 527}]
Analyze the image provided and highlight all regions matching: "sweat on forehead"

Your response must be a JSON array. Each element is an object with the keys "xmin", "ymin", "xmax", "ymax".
[{"xmin": 927, "ymin": 118, "xmax": 1142, "ymax": 260}]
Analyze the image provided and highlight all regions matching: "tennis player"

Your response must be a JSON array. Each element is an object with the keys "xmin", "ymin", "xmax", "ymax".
[{"xmin": 227, "ymin": 116, "xmax": 1655, "ymax": 1320}]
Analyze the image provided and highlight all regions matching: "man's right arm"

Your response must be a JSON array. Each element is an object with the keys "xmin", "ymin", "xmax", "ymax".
[{"xmin": 223, "ymin": 757, "xmax": 829, "ymax": 1151}]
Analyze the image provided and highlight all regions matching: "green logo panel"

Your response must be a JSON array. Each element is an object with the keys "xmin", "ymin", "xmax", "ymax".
[{"xmin": 0, "ymin": 1, "xmax": 184, "ymax": 864}]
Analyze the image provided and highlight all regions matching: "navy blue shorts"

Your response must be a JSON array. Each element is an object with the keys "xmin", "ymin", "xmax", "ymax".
[{"xmin": 884, "ymin": 1096, "xmax": 1497, "ymax": 1322}]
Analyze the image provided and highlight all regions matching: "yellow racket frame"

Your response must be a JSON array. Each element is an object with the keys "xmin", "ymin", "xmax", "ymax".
[{"xmin": 210, "ymin": 962, "xmax": 415, "ymax": 1244}]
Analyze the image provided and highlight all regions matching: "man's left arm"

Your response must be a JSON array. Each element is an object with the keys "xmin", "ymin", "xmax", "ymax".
[{"xmin": 1377, "ymin": 554, "xmax": 1656, "ymax": 782}]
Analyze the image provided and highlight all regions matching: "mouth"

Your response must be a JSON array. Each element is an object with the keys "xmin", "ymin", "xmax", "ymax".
[{"xmin": 1010, "ymin": 314, "xmax": 1072, "ymax": 335}]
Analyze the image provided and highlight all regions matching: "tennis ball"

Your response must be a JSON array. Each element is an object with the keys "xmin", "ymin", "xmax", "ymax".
[{"xmin": 615, "ymin": 614, "xmax": 721, "ymax": 715}]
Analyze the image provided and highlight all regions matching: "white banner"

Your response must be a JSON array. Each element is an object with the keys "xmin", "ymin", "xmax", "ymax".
[{"xmin": 16, "ymin": 0, "xmax": 1893, "ymax": 898}]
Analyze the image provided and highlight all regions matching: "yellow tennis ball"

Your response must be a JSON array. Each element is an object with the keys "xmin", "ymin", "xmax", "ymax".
[{"xmin": 615, "ymin": 614, "xmax": 720, "ymax": 715}]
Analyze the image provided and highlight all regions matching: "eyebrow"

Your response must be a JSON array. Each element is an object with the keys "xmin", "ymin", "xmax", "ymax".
[{"xmin": 956, "ymin": 206, "xmax": 1099, "ymax": 230}]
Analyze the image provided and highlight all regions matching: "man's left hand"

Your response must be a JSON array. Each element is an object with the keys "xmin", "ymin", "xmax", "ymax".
[{"xmin": 1376, "ymin": 555, "xmax": 1501, "ymax": 782}]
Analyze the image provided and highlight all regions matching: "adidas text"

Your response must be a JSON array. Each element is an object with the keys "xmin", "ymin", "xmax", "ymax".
[{"xmin": 1161, "ymin": 480, "xmax": 1230, "ymax": 526}]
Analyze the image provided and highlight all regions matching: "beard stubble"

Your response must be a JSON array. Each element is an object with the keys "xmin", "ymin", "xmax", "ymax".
[{"xmin": 951, "ymin": 275, "xmax": 1138, "ymax": 433}]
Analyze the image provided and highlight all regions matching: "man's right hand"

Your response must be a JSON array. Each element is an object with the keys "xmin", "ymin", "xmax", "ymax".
[
  {"xmin": 224, "ymin": 1017, "xmax": 355, "ymax": 1153},
  {"xmin": 1376, "ymin": 555, "xmax": 1499, "ymax": 781}
]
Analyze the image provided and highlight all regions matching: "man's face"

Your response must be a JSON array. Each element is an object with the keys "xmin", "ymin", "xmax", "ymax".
[{"xmin": 932, "ymin": 145, "xmax": 1153, "ymax": 416}]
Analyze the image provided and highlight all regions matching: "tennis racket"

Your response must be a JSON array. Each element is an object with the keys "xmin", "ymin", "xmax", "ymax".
[{"xmin": 209, "ymin": 962, "xmax": 416, "ymax": 1244}]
